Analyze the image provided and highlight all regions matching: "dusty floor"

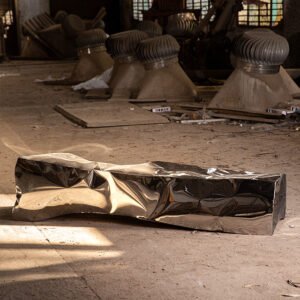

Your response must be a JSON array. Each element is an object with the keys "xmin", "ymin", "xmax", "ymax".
[{"xmin": 0, "ymin": 61, "xmax": 299, "ymax": 299}]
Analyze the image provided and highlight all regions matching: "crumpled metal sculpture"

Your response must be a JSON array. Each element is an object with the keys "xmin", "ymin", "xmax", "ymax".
[{"xmin": 13, "ymin": 153, "xmax": 286, "ymax": 235}]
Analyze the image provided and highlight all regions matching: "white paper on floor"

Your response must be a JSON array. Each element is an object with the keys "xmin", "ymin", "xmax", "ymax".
[
  {"xmin": 0, "ymin": 73, "xmax": 21, "ymax": 78},
  {"xmin": 72, "ymin": 67, "xmax": 113, "ymax": 91},
  {"xmin": 34, "ymin": 75, "xmax": 66, "ymax": 83}
]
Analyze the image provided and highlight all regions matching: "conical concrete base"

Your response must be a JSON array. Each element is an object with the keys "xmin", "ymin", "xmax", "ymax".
[
  {"xmin": 136, "ymin": 59, "xmax": 197, "ymax": 101},
  {"xmin": 109, "ymin": 59, "xmax": 145, "ymax": 98},
  {"xmin": 70, "ymin": 47, "xmax": 114, "ymax": 83},
  {"xmin": 21, "ymin": 37, "xmax": 49, "ymax": 59},
  {"xmin": 208, "ymin": 67, "xmax": 299, "ymax": 112}
]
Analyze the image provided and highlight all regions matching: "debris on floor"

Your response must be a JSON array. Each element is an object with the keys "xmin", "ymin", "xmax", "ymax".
[
  {"xmin": 27, "ymin": 27, "xmax": 299, "ymax": 128},
  {"xmin": 72, "ymin": 67, "xmax": 112, "ymax": 91},
  {"xmin": 287, "ymin": 280, "xmax": 300, "ymax": 288},
  {"xmin": 13, "ymin": 153, "xmax": 286, "ymax": 235},
  {"xmin": 55, "ymin": 101, "xmax": 169, "ymax": 127},
  {"xmin": 281, "ymin": 294, "xmax": 300, "ymax": 298},
  {"xmin": 34, "ymin": 75, "xmax": 67, "ymax": 83}
]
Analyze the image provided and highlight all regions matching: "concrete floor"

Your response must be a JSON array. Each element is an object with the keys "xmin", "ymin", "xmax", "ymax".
[{"xmin": 0, "ymin": 61, "xmax": 300, "ymax": 299}]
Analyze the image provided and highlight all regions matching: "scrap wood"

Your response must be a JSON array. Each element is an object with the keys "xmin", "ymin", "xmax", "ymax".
[
  {"xmin": 267, "ymin": 108, "xmax": 297, "ymax": 116},
  {"xmin": 134, "ymin": 98, "xmax": 199, "ymax": 103},
  {"xmin": 180, "ymin": 118, "xmax": 227, "ymax": 124},
  {"xmin": 54, "ymin": 101, "xmax": 169, "ymax": 128},
  {"xmin": 129, "ymin": 98, "xmax": 167, "ymax": 103},
  {"xmin": 178, "ymin": 102, "xmax": 205, "ymax": 111},
  {"xmin": 92, "ymin": 7, "xmax": 107, "ymax": 28},
  {"xmin": 209, "ymin": 112, "xmax": 280, "ymax": 124},
  {"xmin": 207, "ymin": 107, "xmax": 283, "ymax": 119}
]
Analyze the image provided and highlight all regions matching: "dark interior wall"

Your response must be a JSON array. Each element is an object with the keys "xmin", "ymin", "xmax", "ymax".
[
  {"xmin": 50, "ymin": 0, "xmax": 121, "ymax": 33},
  {"xmin": 1, "ymin": 0, "xmax": 19, "ymax": 56},
  {"xmin": 284, "ymin": 0, "xmax": 300, "ymax": 67},
  {"xmin": 284, "ymin": 0, "xmax": 300, "ymax": 37}
]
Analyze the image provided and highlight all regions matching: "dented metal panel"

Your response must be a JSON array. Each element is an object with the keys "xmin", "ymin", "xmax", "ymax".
[{"xmin": 13, "ymin": 153, "xmax": 286, "ymax": 235}]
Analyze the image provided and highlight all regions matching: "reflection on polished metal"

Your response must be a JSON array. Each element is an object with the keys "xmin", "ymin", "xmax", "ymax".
[
  {"xmin": 136, "ymin": 35, "xmax": 197, "ymax": 101},
  {"xmin": 136, "ymin": 20, "xmax": 163, "ymax": 38},
  {"xmin": 208, "ymin": 29, "xmax": 299, "ymax": 113},
  {"xmin": 13, "ymin": 153, "xmax": 286, "ymax": 235},
  {"xmin": 69, "ymin": 28, "xmax": 113, "ymax": 83},
  {"xmin": 106, "ymin": 30, "xmax": 148, "ymax": 98}
]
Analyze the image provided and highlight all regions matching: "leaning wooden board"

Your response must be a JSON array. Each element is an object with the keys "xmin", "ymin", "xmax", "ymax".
[{"xmin": 55, "ymin": 102, "xmax": 169, "ymax": 128}]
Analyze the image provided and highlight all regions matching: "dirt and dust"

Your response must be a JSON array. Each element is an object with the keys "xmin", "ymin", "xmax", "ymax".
[{"xmin": 0, "ymin": 61, "xmax": 299, "ymax": 300}]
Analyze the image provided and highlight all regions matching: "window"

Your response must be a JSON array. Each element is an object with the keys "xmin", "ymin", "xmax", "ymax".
[
  {"xmin": 2, "ymin": 10, "xmax": 13, "ymax": 27},
  {"xmin": 133, "ymin": 0, "xmax": 213, "ymax": 20},
  {"xmin": 1, "ymin": 0, "xmax": 13, "ymax": 26},
  {"xmin": 238, "ymin": 0, "xmax": 283, "ymax": 27},
  {"xmin": 0, "ymin": 0, "xmax": 14, "ymax": 39},
  {"xmin": 186, "ymin": 0, "xmax": 212, "ymax": 18},
  {"xmin": 133, "ymin": 0, "xmax": 154, "ymax": 21}
]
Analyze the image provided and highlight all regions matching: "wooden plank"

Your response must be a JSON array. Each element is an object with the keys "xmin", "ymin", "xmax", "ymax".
[
  {"xmin": 130, "ymin": 98, "xmax": 195, "ymax": 103},
  {"xmin": 209, "ymin": 112, "xmax": 280, "ymax": 124},
  {"xmin": 207, "ymin": 107, "xmax": 283, "ymax": 119},
  {"xmin": 92, "ymin": 7, "xmax": 107, "ymax": 28},
  {"xmin": 129, "ymin": 98, "xmax": 167, "ymax": 103},
  {"xmin": 178, "ymin": 102, "xmax": 205, "ymax": 110},
  {"xmin": 55, "ymin": 102, "xmax": 169, "ymax": 128},
  {"xmin": 180, "ymin": 118, "xmax": 228, "ymax": 124}
]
